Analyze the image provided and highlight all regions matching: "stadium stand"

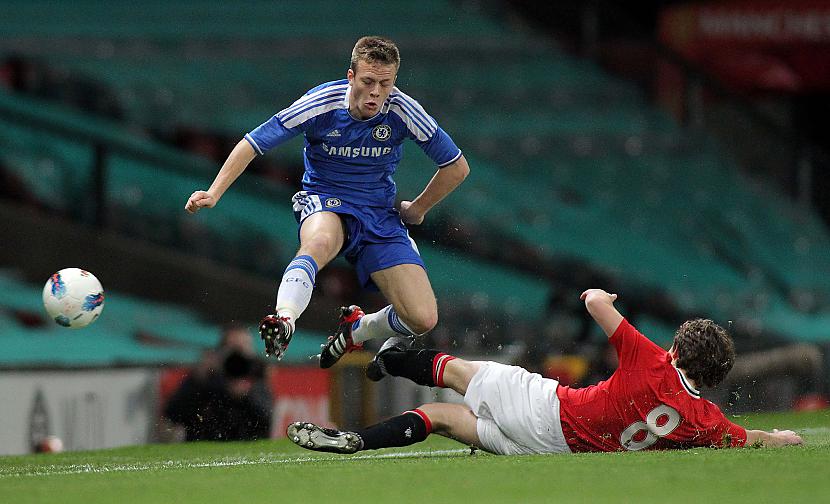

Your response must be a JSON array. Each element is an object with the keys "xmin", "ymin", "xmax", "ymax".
[
  {"xmin": 0, "ymin": 269, "xmax": 333, "ymax": 367},
  {"xmin": 0, "ymin": 92, "xmax": 554, "ymax": 323},
  {"xmin": 2, "ymin": 0, "xmax": 829, "ymax": 354}
]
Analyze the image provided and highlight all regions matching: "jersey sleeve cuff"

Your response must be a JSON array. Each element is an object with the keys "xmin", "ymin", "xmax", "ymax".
[
  {"xmin": 730, "ymin": 425, "xmax": 748, "ymax": 447},
  {"xmin": 437, "ymin": 149, "xmax": 462, "ymax": 168},
  {"xmin": 244, "ymin": 133, "xmax": 264, "ymax": 155}
]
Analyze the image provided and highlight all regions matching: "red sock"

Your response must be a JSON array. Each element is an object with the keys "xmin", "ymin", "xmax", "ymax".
[
  {"xmin": 432, "ymin": 353, "xmax": 456, "ymax": 388},
  {"xmin": 407, "ymin": 408, "xmax": 433, "ymax": 434}
]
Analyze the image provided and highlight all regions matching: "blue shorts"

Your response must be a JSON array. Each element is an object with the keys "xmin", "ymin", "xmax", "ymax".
[{"xmin": 291, "ymin": 191, "xmax": 425, "ymax": 289}]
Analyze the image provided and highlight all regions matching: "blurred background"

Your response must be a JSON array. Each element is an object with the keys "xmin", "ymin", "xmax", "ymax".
[{"xmin": 1, "ymin": 0, "xmax": 828, "ymax": 455}]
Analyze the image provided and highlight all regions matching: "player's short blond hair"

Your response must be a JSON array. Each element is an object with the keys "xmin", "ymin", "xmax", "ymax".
[{"xmin": 350, "ymin": 36, "xmax": 400, "ymax": 72}]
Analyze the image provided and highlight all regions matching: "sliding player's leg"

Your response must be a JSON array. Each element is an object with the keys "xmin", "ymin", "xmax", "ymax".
[
  {"xmin": 416, "ymin": 403, "xmax": 482, "ymax": 448},
  {"xmin": 365, "ymin": 343, "xmax": 482, "ymax": 396},
  {"xmin": 350, "ymin": 347, "xmax": 561, "ymax": 456},
  {"xmin": 288, "ymin": 403, "xmax": 482, "ymax": 454},
  {"xmin": 260, "ymin": 211, "xmax": 346, "ymax": 358}
]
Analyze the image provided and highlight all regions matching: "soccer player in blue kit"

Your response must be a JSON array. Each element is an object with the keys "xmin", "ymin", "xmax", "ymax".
[{"xmin": 185, "ymin": 36, "xmax": 470, "ymax": 368}]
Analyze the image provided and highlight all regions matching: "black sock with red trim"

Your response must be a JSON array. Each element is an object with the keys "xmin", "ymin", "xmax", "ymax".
[
  {"xmin": 355, "ymin": 409, "xmax": 432, "ymax": 450},
  {"xmin": 381, "ymin": 349, "xmax": 456, "ymax": 387}
]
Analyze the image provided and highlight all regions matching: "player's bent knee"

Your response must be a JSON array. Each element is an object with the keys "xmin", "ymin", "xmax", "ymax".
[
  {"xmin": 415, "ymin": 403, "xmax": 479, "ymax": 446},
  {"xmin": 416, "ymin": 403, "xmax": 451, "ymax": 433},
  {"xmin": 403, "ymin": 309, "xmax": 437, "ymax": 335},
  {"xmin": 299, "ymin": 233, "xmax": 341, "ymax": 261}
]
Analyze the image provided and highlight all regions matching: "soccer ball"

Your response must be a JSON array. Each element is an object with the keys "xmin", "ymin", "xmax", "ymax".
[{"xmin": 42, "ymin": 268, "xmax": 105, "ymax": 328}]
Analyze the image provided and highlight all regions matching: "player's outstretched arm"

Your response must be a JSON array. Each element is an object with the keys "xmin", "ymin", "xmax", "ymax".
[
  {"xmin": 581, "ymin": 289, "xmax": 624, "ymax": 338},
  {"xmin": 185, "ymin": 139, "xmax": 257, "ymax": 214},
  {"xmin": 400, "ymin": 155, "xmax": 470, "ymax": 225},
  {"xmin": 745, "ymin": 429, "xmax": 803, "ymax": 447}
]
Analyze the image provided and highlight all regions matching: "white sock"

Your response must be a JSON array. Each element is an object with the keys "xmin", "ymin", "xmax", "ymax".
[
  {"xmin": 352, "ymin": 305, "xmax": 416, "ymax": 344},
  {"xmin": 275, "ymin": 255, "xmax": 318, "ymax": 330}
]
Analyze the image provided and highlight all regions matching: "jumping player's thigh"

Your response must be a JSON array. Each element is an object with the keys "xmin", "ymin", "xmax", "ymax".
[
  {"xmin": 297, "ymin": 211, "xmax": 347, "ymax": 268},
  {"xmin": 417, "ymin": 403, "xmax": 483, "ymax": 449},
  {"xmin": 370, "ymin": 263, "xmax": 437, "ymax": 334}
]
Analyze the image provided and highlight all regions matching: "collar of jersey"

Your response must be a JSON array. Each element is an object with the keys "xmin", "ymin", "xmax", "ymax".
[
  {"xmin": 673, "ymin": 366, "xmax": 701, "ymax": 398},
  {"xmin": 344, "ymin": 84, "xmax": 388, "ymax": 122}
]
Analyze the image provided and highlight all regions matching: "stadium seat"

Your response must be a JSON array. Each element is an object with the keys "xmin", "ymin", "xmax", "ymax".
[{"xmin": 3, "ymin": 0, "xmax": 829, "ymax": 344}]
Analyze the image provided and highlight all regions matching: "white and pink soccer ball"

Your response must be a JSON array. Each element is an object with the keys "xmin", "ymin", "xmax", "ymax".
[{"xmin": 42, "ymin": 268, "xmax": 105, "ymax": 328}]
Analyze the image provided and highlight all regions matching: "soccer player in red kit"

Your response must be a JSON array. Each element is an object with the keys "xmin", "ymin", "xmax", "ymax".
[{"xmin": 288, "ymin": 289, "xmax": 803, "ymax": 454}]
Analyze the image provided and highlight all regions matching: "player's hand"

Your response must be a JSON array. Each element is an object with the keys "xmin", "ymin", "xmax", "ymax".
[
  {"xmin": 771, "ymin": 429, "xmax": 803, "ymax": 446},
  {"xmin": 185, "ymin": 190, "xmax": 217, "ymax": 214},
  {"xmin": 400, "ymin": 200, "xmax": 425, "ymax": 225},
  {"xmin": 580, "ymin": 289, "xmax": 618, "ymax": 303}
]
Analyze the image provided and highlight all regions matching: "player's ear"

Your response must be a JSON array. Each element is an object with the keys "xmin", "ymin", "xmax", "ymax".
[{"xmin": 347, "ymin": 68, "xmax": 355, "ymax": 82}]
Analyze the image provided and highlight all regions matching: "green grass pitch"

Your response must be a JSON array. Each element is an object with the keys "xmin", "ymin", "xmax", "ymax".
[{"xmin": 1, "ymin": 410, "xmax": 828, "ymax": 503}]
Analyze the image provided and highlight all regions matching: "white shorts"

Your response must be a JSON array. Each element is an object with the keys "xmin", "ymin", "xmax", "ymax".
[{"xmin": 464, "ymin": 362, "xmax": 571, "ymax": 455}]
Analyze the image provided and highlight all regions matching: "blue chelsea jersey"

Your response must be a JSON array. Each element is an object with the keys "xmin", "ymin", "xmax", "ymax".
[{"xmin": 245, "ymin": 79, "xmax": 462, "ymax": 208}]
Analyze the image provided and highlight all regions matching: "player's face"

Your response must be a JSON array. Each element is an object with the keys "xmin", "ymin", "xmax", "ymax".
[{"xmin": 347, "ymin": 60, "xmax": 397, "ymax": 120}]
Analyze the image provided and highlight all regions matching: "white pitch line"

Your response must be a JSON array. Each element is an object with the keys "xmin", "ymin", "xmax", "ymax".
[
  {"xmin": 0, "ymin": 449, "xmax": 472, "ymax": 478},
  {"xmin": 6, "ymin": 427, "xmax": 828, "ymax": 478}
]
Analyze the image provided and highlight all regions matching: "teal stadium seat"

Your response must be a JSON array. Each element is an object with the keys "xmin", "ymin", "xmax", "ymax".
[
  {"xmin": 0, "ymin": 271, "xmax": 330, "ymax": 367},
  {"xmin": 2, "ymin": 0, "xmax": 830, "ymax": 343},
  {"xmin": 0, "ymin": 98, "xmax": 554, "ymax": 335}
]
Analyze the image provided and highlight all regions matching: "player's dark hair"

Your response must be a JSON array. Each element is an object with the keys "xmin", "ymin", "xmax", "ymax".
[
  {"xmin": 672, "ymin": 319, "xmax": 735, "ymax": 388},
  {"xmin": 351, "ymin": 36, "xmax": 400, "ymax": 71}
]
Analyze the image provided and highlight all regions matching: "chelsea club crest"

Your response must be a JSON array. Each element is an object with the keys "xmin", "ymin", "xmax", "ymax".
[{"xmin": 372, "ymin": 124, "xmax": 391, "ymax": 142}]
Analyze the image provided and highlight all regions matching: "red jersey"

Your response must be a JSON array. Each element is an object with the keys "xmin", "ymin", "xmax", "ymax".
[{"xmin": 556, "ymin": 319, "xmax": 747, "ymax": 452}]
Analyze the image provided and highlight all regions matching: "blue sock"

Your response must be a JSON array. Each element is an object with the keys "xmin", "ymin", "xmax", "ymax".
[{"xmin": 351, "ymin": 305, "xmax": 417, "ymax": 344}]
